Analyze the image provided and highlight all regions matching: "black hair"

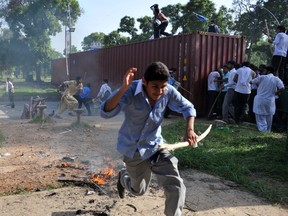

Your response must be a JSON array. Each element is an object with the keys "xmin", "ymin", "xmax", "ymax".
[
  {"xmin": 154, "ymin": 8, "xmax": 159, "ymax": 14},
  {"xmin": 76, "ymin": 76, "xmax": 82, "ymax": 81},
  {"xmin": 266, "ymin": 66, "xmax": 275, "ymax": 74},
  {"xmin": 235, "ymin": 63, "xmax": 241, "ymax": 69},
  {"xmin": 241, "ymin": 61, "xmax": 250, "ymax": 67},
  {"xmin": 86, "ymin": 83, "xmax": 91, "ymax": 88},
  {"xmin": 151, "ymin": 4, "xmax": 159, "ymax": 10},
  {"xmin": 259, "ymin": 64, "xmax": 266, "ymax": 70},
  {"xmin": 144, "ymin": 62, "xmax": 170, "ymax": 83},
  {"xmin": 227, "ymin": 60, "xmax": 236, "ymax": 67},
  {"xmin": 249, "ymin": 64, "xmax": 258, "ymax": 71},
  {"xmin": 277, "ymin": 25, "xmax": 286, "ymax": 32},
  {"xmin": 103, "ymin": 79, "xmax": 108, "ymax": 83}
]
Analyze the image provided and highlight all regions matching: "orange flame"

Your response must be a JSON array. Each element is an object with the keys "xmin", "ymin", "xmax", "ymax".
[{"xmin": 89, "ymin": 167, "xmax": 115, "ymax": 185}]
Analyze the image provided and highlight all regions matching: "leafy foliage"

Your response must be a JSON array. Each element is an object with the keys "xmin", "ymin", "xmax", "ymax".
[
  {"xmin": 232, "ymin": 0, "xmax": 288, "ymax": 64},
  {"xmin": 0, "ymin": 0, "xmax": 81, "ymax": 81}
]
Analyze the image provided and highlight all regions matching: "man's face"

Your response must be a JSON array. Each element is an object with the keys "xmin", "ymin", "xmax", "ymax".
[
  {"xmin": 142, "ymin": 79, "xmax": 168, "ymax": 102},
  {"xmin": 227, "ymin": 63, "xmax": 232, "ymax": 70}
]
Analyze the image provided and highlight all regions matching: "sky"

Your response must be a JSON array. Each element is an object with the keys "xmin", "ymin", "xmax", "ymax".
[{"xmin": 51, "ymin": 0, "xmax": 234, "ymax": 52}]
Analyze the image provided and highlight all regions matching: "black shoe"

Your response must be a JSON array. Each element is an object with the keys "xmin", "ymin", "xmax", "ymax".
[{"xmin": 117, "ymin": 171, "xmax": 126, "ymax": 199}]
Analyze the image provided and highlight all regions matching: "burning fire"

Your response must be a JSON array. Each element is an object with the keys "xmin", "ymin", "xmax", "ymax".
[{"xmin": 89, "ymin": 167, "xmax": 115, "ymax": 185}]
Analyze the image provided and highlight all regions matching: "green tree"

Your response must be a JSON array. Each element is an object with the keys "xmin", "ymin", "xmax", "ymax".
[
  {"xmin": 1, "ymin": 0, "xmax": 81, "ymax": 81},
  {"xmin": 232, "ymin": 0, "xmax": 288, "ymax": 64},
  {"xmin": 177, "ymin": 0, "xmax": 215, "ymax": 33},
  {"xmin": 81, "ymin": 32, "xmax": 105, "ymax": 51},
  {"xmin": 80, "ymin": 1, "xmax": 234, "ymax": 46},
  {"xmin": 212, "ymin": 6, "xmax": 235, "ymax": 34},
  {"xmin": 103, "ymin": 31, "xmax": 129, "ymax": 47},
  {"xmin": 63, "ymin": 45, "xmax": 78, "ymax": 55},
  {"xmin": 137, "ymin": 16, "xmax": 154, "ymax": 39},
  {"xmin": 161, "ymin": 3, "xmax": 183, "ymax": 35},
  {"xmin": 118, "ymin": 16, "xmax": 138, "ymax": 38}
]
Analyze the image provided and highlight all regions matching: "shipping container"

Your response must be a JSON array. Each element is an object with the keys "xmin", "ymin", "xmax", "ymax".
[{"xmin": 51, "ymin": 31, "xmax": 246, "ymax": 116}]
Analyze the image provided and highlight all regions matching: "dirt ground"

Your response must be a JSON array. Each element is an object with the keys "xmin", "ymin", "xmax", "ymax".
[{"xmin": 0, "ymin": 101, "xmax": 288, "ymax": 216}]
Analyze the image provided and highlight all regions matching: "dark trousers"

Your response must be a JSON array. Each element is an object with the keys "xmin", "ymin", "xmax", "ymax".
[
  {"xmin": 153, "ymin": 21, "xmax": 171, "ymax": 38},
  {"xmin": 78, "ymin": 98, "xmax": 92, "ymax": 116},
  {"xmin": 207, "ymin": 90, "xmax": 219, "ymax": 118},
  {"xmin": 74, "ymin": 95, "xmax": 92, "ymax": 116},
  {"xmin": 8, "ymin": 91, "xmax": 15, "ymax": 108},
  {"xmin": 248, "ymin": 89, "xmax": 257, "ymax": 123},
  {"xmin": 233, "ymin": 91, "xmax": 250, "ymax": 123},
  {"xmin": 272, "ymin": 55, "xmax": 286, "ymax": 85},
  {"xmin": 216, "ymin": 91, "xmax": 226, "ymax": 118}
]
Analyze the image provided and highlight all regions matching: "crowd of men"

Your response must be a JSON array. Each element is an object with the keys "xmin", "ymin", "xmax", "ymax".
[
  {"xmin": 207, "ymin": 25, "xmax": 288, "ymax": 133},
  {"xmin": 207, "ymin": 60, "xmax": 286, "ymax": 132}
]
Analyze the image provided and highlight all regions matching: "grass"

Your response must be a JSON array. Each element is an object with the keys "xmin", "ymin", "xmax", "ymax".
[
  {"xmin": 0, "ymin": 78, "xmax": 59, "ymax": 99},
  {"xmin": 162, "ymin": 120, "xmax": 288, "ymax": 206}
]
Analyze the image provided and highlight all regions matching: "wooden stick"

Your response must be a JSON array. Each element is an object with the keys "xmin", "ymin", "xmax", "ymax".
[
  {"xmin": 265, "ymin": 19, "xmax": 273, "ymax": 55},
  {"xmin": 83, "ymin": 71, "xmax": 87, "ymax": 83},
  {"xmin": 207, "ymin": 91, "xmax": 222, "ymax": 118},
  {"xmin": 159, "ymin": 124, "xmax": 212, "ymax": 151}
]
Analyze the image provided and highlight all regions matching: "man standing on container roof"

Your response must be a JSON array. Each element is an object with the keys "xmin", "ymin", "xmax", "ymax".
[
  {"xmin": 150, "ymin": 4, "xmax": 172, "ymax": 39},
  {"xmin": 268, "ymin": 25, "xmax": 288, "ymax": 85}
]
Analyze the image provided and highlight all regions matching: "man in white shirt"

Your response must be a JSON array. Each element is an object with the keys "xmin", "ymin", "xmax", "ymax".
[
  {"xmin": 216, "ymin": 65, "xmax": 229, "ymax": 119},
  {"xmin": 97, "ymin": 79, "xmax": 112, "ymax": 102},
  {"xmin": 269, "ymin": 25, "xmax": 288, "ymax": 85},
  {"xmin": 207, "ymin": 68, "xmax": 221, "ymax": 119},
  {"xmin": 233, "ymin": 62, "xmax": 255, "ymax": 123},
  {"xmin": 222, "ymin": 61, "xmax": 237, "ymax": 123},
  {"xmin": 251, "ymin": 66, "xmax": 284, "ymax": 132},
  {"xmin": 6, "ymin": 78, "xmax": 15, "ymax": 108}
]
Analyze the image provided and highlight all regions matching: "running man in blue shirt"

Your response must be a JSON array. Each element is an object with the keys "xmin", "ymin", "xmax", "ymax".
[
  {"xmin": 100, "ymin": 61, "xmax": 197, "ymax": 216},
  {"xmin": 78, "ymin": 83, "xmax": 92, "ymax": 116}
]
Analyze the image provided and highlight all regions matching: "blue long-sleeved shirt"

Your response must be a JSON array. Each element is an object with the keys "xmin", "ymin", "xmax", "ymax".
[
  {"xmin": 100, "ymin": 79, "xmax": 196, "ymax": 160},
  {"xmin": 79, "ymin": 86, "xmax": 91, "ymax": 99}
]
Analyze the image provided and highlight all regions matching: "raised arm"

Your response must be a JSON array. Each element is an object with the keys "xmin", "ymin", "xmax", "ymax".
[{"xmin": 104, "ymin": 67, "xmax": 137, "ymax": 112}]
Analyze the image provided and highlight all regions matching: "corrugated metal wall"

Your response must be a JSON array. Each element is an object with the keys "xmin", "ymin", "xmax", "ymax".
[{"xmin": 51, "ymin": 32, "xmax": 246, "ymax": 116}]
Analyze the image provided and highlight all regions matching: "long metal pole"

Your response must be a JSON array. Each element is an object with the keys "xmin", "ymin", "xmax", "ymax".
[
  {"xmin": 260, "ymin": 6, "xmax": 280, "ymax": 25},
  {"xmin": 65, "ymin": 26, "xmax": 69, "ymax": 78}
]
